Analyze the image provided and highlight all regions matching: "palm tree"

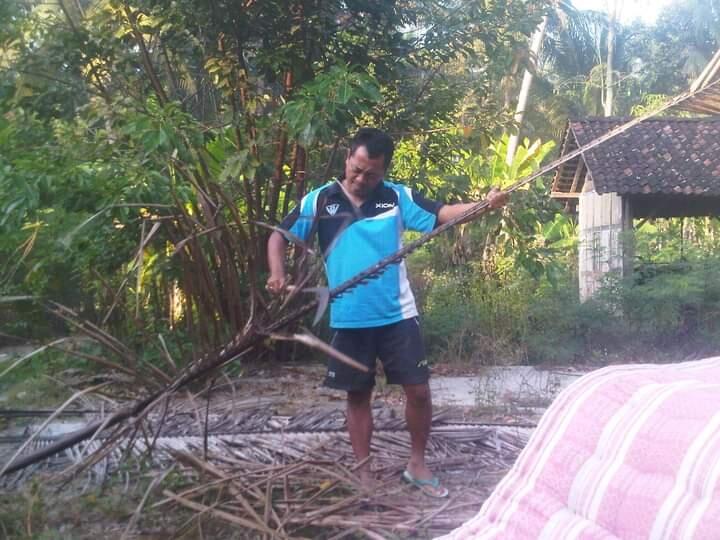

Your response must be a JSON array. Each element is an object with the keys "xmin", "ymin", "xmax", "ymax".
[
  {"xmin": 506, "ymin": 0, "xmax": 666, "ymax": 154},
  {"xmin": 603, "ymin": 0, "xmax": 621, "ymax": 116},
  {"xmin": 505, "ymin": 1, "xmax": 597, "ymax": 164},
  {"xmin": 505, "ymin": 14, "xmax": 548, "ymax": 165},
  {"xmin": 662, "ymin": 0, "xmax": 720, "ymax": 81}
]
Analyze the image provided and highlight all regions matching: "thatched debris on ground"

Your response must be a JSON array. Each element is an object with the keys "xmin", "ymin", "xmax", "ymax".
[
  {"xmin": 152, "ymin": 422, "xmax": 529, "ymax": 538},
  {"xmin": 2, "ymin": 402, "xmax": 530, "ymax": 537},
  {"xmin": 1, "ymin": 400, "xmax": 530, "ymax": 478}
]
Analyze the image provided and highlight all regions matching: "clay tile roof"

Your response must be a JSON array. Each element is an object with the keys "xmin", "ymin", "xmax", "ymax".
[{"xmin": 554, "ymin": 117, "xmax": 720, "ymax": 196}]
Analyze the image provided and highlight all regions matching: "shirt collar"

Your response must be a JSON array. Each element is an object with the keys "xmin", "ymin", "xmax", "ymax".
[{"xmin": 332, "ymin": 177, "xmax": 386, "ymax": 203}]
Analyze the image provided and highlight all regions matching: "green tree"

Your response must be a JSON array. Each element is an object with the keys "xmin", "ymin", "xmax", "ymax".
[{"xmin": 0, "ymin": 0, "xmax": 546, "ymax": 353}]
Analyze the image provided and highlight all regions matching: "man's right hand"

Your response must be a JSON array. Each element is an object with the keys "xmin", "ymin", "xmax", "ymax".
[
  {"xmin": 266, "ymin": 274, "xmax": 287, "ymax": 295},
  {"xmin": 486, "ymin": 187, "xmax": 509, "ymax": 209}
]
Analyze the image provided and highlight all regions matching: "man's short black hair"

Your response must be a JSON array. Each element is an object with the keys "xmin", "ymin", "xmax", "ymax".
[{"xmin": 349, "ymin": 128, "xmax": 394, "ymax": 169}]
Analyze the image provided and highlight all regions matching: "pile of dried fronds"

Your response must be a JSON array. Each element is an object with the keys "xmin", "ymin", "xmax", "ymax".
[
  {"xmin": 2, "ymin": 398, "xmax": 529, "ymax": 537},
  {"xmin": 149, "ymin": 407, "xmax": 528, "ymax": 538}
]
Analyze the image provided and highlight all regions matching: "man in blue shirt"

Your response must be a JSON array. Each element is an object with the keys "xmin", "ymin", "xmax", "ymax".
[{"xmin": 267, "ymin": 128, "xmax": 507, "ymax": 497}]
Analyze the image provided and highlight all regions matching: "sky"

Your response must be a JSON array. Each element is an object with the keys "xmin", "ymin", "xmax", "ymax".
[{"xmin": 571, "ymin": 0, "xmax": 675, "ymax": 25}]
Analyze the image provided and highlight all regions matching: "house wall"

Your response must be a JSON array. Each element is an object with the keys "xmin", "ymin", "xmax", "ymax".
[{"xmin": 578, "ymin": 178, "xmax": 633, "ymax": 301}]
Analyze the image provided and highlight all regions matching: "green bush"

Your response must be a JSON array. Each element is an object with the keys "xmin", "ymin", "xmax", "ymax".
[
  {"xmin": 418, "ymin": 264, "xmax": 533, "ymax": 365},
  {"xmin": 416, "ymin": 255, "xmax": 720, "ymax": 367},
  {"xmin": 622, "ymin": 258, "xmax": 720, "ymax": 346}
]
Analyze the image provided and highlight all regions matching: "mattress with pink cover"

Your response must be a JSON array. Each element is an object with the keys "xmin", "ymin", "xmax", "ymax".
[{"xmin": 438, "ymin": 357, "xmax": 720, "ymax": 540}]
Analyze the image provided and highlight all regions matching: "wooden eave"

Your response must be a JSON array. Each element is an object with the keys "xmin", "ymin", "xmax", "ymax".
[{"xmin": 550, "ymin": 125, "xmax": 588, "ymax": 210}]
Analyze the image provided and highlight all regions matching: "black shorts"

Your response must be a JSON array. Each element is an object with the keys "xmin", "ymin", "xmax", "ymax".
[{"xmin": 324, "ymin": 317, "xmax": 429, "ymax": 392}]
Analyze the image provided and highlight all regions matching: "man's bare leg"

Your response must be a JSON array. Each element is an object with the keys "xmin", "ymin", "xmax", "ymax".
[
  {"xmin": 347, "ymin": 389, "xmax": 373, "ymax": 487},
  {"xmin": 404, "ymin": 382, "xmax": 433, "ymax": 480}
]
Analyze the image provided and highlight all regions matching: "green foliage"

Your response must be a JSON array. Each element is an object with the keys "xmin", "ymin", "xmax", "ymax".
[
  {"xmin": 2, "ymin": 0, "xmax": 717, "ymax": 371},
  {"xmin": 0, "ymin": 347, "xmax": 80, "ymax": 406},
  {"xmin": 0, "ymin": 465, "xmax": 192, "ymax": 538},
  {"xmin": 631, "ymin": 93, "xmax": 674, "ymax": 116},
  {"xmin": 518, "ymin": 0, "xmax": 720, "ymax": 144},
  {"xmin": 398, "ymin": 134, "xmax": 572, "ymax": 281},
  {"xmin": 634, "ymin": 218, "xmax": 720, "ymax": 262},
  {"xmin": 625, "ymin": 218, "xmax": 720, "ymax": 344},
  {"xmin": 282, "ymin": 64, "xmax": 381, "ymax": 146},
  {"xmin": 477, "ymin": 136, "xmax": 556, "ymax": 188},
  {"xmin": 0, "ymin": 0, "xmax": 547, "ymax": 356},
  {"xmin": 418, "ymin": 265, "xmax": 534, "ymax": 365},
  {"xmin": 416, "ymin": 178, "xmax": 720, "ymax": 366},
  {"xmin": 418, "ymin": 250, "xmax": 720, "ymax": 367}
]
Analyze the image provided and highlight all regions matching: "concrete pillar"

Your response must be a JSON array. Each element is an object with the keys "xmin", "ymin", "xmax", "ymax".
[{"xmin": 578, "ymin": 178, "xmax": 633, "ymax": 301}]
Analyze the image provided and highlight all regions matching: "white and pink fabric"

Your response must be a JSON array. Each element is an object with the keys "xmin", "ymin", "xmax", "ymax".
[{"xmin": 439, "ymin": 357, "xmax": 720, "ymax": 540}]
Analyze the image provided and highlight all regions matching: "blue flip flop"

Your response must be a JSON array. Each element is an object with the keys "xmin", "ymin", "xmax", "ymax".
[{"xmin": 402, "ymin": 470, "xmax": 449, "ymax": 498}]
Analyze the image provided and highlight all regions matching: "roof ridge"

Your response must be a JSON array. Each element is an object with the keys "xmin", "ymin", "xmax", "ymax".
[{"xmin": 569, "ymin": 116, "xmax": 720, "ymax": 123}]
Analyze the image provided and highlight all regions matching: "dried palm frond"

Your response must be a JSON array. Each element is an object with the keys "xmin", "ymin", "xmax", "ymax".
[{"xmin": 149, "ymin": 422, "xmax": 529, "ymax": 538}]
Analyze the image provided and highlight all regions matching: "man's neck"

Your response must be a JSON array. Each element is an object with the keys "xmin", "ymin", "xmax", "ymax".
[{"xmin": 337, "ymin": 178, "xmax": 366, "ymax": 207}]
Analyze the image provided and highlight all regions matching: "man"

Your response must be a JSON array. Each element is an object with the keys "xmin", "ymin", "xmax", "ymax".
[{"xmin": 267, "ymin": 128, "xmax": 507, "ymax": 498}]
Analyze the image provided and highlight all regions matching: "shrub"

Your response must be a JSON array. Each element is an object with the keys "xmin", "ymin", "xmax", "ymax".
[{"xmin": 415, "ymin": 255, "xmax": 720, "ymax": 367}]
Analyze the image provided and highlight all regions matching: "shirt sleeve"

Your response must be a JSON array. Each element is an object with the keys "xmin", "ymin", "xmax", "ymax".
[
  {"xmin": 279, "ymin": 191, "xmax": 319, "ymax": 243},
  {"xmin": 396, "ymin": 185, "xmax": 443, "ymax": 233}
]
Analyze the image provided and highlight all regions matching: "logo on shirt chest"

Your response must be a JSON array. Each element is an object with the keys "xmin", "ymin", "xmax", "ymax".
[
  {"xmin": 325, "ymin": 203, "xmax": 340, "ymax": 216},
  {"xmin": 375, "ymin": 202, "xmax": 396, "ymax": 209}
]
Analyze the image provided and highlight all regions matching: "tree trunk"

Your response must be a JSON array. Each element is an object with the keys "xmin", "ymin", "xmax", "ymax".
[
  {"xmin": 291, "ymin": 142, "xmax": 307, "ymax": 204},
  {"xmin": 506, "ymin": 15, "xmax": 548, "ymax": 166},
  {"xmin": 268, "ymin": 70, "xmax": 293, "ymax": 223},
  {"xmin": 603, "ymin": 1, "xmax": 619, "ymax": 117}
]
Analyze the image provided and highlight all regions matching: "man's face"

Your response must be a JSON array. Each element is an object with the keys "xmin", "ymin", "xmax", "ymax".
[{"xmin": 343, "ymin": 146, "xmax": 387, "ymax": 200}]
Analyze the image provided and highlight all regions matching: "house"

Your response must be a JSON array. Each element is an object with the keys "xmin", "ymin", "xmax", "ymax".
[
  {"xmin": 550, "ymin": 50, "xmax": 720, "ymax": 299},
  {"xmin": 551, "ymin": 117, "xmax": 720, "ymax": 299}
]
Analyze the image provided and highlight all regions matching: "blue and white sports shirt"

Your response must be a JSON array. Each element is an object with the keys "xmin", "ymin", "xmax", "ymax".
[{"xmin": 280, "ymin": 179, "xmax": 443, "ymax": 329}]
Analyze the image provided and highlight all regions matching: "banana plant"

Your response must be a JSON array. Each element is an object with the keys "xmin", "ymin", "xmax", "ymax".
[{"xmin": 441, "ymin": 134, "xmax": 574, "ymax": 280}]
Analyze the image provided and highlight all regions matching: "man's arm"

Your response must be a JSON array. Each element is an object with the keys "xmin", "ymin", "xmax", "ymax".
[
  {"xmin": 266, "ymin": 231, "xmax": 289, "ymax": 294},
  {"xmin": 437, "ymin": 187, "xmax": 508, "ymax": 225}
]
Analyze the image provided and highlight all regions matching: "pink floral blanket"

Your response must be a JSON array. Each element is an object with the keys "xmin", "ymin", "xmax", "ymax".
[{"xmin": 439, "ymin": 357, "xmax": 720, "ymax": 539}]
